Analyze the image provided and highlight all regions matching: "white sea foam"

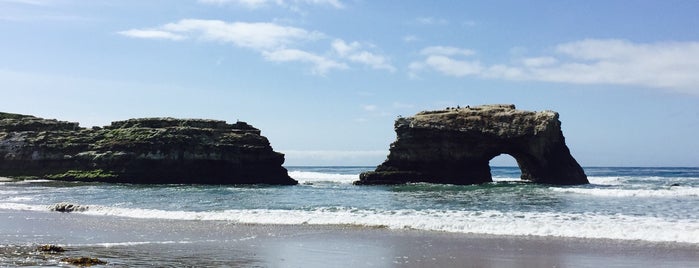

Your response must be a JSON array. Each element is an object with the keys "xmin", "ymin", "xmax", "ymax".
[
  {"xmin": 549, "ymin": 186, "xmax": 699, "ymax": 197},
  {"xmin": 491, "ymin": 176, "xmax": 521, "ymax": 182},
  {"xmin": 5, "ymin": 196, "xmax": 33, "ymax": 202},
  {"xmin": 0, "ymin": 202, "xmax": 46, "ymax": 211},
  {"xmin": 587, "ymin": 176, "xmax": 624, "ymax": 186},
  {"xmin": 77, "ymin": 237, "xmax": 257, "ymax": 247},
  {"xmin": 0, "ymin": 179, "xmax": 53, "ymax": 185},
  {"xmin": 0, "ymin": 190, "xmax": 20, "ymax": 195},
  {"xmin": 86, "ymin": 241, "xmax": 194, "ymax": 247},
  {"xmin": 58, "ymin": 205, "xmax": 699, "ymax": 244},
  {"xmin": 2, "ymin": 201, "xmax": 698, "ymax": 244},
  {"xmin": 288, "ymin": 171, "xmax": 357, "ymax": 184}
]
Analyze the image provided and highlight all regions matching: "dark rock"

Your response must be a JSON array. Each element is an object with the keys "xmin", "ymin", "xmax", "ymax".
[
  {"xmin": 48, "ymin": 202, "xmax": 89, "ymax": 213},
  {"xmin": 356, "ymin": 104, "xmax": 588, "ymax": 185},
  {"xmin": 61, "ymin": 257, "xmax": 107, "ymax": 266},
  {"xmin": 37, "ymin": 244, "xmax": 65, "ymax": 253},
  {"xmin": 0, "ymin": 112, "xmax": 296, "ymax": 185}
]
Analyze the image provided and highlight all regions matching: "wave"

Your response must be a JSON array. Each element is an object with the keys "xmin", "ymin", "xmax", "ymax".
[
  {"xmin": 0, "ymin": 203, "xmax": 45, "ymax": 211},
  {"xmin": 0, "ymin": 179, "xmax": 53, "ymax": 185},
  {"xmin": 550, "ymin": 186, "xmax": 699, "ymax": 197},
  {"xmin": 73, "ymin": 207, "xmax": 699, "ymax": 244},
  {"xmin": 2, "ymin": 202, "xmax": 697, "ymax": 244},
  {"xmin": 289, "ymin": 170, "xmax": 526, "ymax": 184},
  {"xmin": 0, "ymin": 190, "xmax": 20, "ymax": 195},
  {"xmin": 587, "ymin": 176, "xmax": 624, "ymax": 186},
  {"xmin": 73, "ymin": 237, "xmax": 257, "ymax": 248},
  {"xmin": 287, "ymin": 172, "xmax": 648, "ymax": 186},
  {"xmin": 78, "ymin": 240, "xmax": 194, "ymax": 248},
  {"xmin": 288, "ymin": 171, "xmax": 357, "ymax": 184}
]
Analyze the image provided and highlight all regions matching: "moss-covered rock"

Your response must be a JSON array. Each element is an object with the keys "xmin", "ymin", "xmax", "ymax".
[
  {"xmin": 61, "ymin": 257, "xmax": 107, "ymax": 266},
  {"xmin": 0, "ymin": 114, "xmax": 296, "ymax": 185},
  {"xmin": 45, "ymin": 170, "xmax": 117, "ymax": 181},
  {"xmin": 37, "ymin": 244, "xmax": 65, "ymax": 253}
]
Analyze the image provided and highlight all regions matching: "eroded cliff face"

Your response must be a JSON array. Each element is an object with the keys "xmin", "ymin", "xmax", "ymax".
[
  {"xmin": 0, "ymin": 112, "xmax": 296, "ymax": 185},
  {"xmin": 356, "ymin": 104, "xmax": 588, "ymax": 185}
]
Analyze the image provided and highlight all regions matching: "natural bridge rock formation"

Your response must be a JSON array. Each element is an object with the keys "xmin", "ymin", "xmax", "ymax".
[
  {"xmin": 0, "ymin": 112, "xmax": 296, "ymax": 185},
  {"xmin": 356, "ymin": 104, "xmax": 588, "ymax": 185}
]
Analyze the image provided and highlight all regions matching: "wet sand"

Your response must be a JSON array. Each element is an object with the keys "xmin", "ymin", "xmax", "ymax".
[{"xmin": 1, "ymin": 209, "xmax": 698, "ymax": 267}]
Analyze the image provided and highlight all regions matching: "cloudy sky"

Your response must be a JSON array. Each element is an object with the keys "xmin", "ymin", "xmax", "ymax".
[{"xmin": 1, "ymin": 0, "xmax": 698, "ymax": 166}]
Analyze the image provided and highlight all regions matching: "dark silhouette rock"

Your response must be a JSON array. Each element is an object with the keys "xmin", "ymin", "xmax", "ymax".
[
  {"xmin": 48, "ymin": 202, "xmax": 89, "ymax": 213},
  {"xmin": 356, "ymin": 104, "xmax": 588, "ymax": 185},
  {"xmin": 0, "ymin": 112, "xmax": 296, "ymax": 185},
  {"xmin": 61, "ymin": 257, "xmax": 107, "ymax": 266},
  {"xmin": 37, "ymin": 244, "xmax": 65, "ymax": 253}
]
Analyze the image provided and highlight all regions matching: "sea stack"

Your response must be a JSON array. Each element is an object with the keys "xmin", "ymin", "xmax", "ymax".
[
  {"xmin": 356, "ymin": 104, "xmax": 588, "ymax": 185},
  {"xmin": 0, "ymin": 112, "xmax": 296, "ymax": 185}
]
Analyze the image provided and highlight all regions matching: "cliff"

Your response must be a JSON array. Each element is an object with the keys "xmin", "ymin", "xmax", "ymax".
[
  {"xmin": 0, "ymin": 112, "xmax": 296, "ymax": 185},
  {"xmin": 356, "ymin": 104, "xmax": 588, "ymax": 185}
]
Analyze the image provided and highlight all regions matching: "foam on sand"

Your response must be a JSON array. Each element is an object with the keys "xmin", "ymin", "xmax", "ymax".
[{"xmin": 3, "ymin": 202, "xmax": 694, "ymax": 244}]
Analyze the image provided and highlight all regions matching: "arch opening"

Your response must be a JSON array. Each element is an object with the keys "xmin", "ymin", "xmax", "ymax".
[{"xmin": 489, "ymin": 154, "xmax": 522, "ymax": 182}]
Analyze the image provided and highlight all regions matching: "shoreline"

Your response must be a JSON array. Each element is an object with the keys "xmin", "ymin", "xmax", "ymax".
[{"xmin": 2, "ymin": 209, "xmax": 698, "ymax": 267}]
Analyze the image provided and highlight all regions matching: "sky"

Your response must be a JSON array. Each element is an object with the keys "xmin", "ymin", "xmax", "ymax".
[{"xmin": 1, "ymin": 0, "xmax": 698, "ymax": 167}]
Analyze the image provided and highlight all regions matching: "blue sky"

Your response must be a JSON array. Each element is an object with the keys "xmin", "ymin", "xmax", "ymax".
[{"xmin": 1, "ymin": 0, "xmax": 698, "ymax": 167}]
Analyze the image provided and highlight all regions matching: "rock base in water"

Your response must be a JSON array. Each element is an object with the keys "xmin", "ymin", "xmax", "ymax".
[
  {"xmin": 37, "ymin": 245, "xmax": 65, "ymax": 253},
  {"xmin": 61, "ymin": 257, "xmax": 107, "ymax": 266},
  {"xmin": 356, "ymin": 104, "xmax": 588, "ymax": 185}
]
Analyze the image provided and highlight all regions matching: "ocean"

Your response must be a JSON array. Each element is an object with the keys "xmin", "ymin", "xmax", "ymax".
[{"xmin": 1, "ymin": 166, "xmax": 698, "ymax": 245}]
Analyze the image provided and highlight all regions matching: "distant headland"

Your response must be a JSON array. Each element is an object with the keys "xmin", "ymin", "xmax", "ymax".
[{"xmin": 0, "ymin": 112, "xmax": 296, "ymax": 185}]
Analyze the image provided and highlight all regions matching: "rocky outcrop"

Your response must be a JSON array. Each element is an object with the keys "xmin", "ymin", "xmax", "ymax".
[
  {"xmin": 48, "ymin": 202, "xmax": 89, "ymax": 213},
  {"xmin": 0, "ymin": 112, "xmax": 296, "ymax": 185},
  {"xmin": 356, "ymin": 104, "xmax": 588, "ymax": 185},
  {"xmin": 61, "ymin": 257, "xmax": 107, "ymax": 266}
]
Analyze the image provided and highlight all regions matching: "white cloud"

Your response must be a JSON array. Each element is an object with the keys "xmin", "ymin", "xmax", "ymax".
[
  {"xmin": 532, "ymin": 39, "xmax": 699, "ymax": 93},
  {"xmin": 423, "ymin": 55, "xmax": 483, "ymax": 77},
  {"xmin": 361, "ymin": 104, "xmax": 377, "ymax": 111},
  {"xmin": 415, "ymin": 17, "xmax": 448, "ymax": 25},
  {"xmin": 332, "ymin": 39, "xmax": 396, "ymax": 72},
  {"xmin": 461, "ymin": 20, "xmax": 477, "ymax": 27},
  {"xmin": 420, "ymin": 46, "xmax": 475, "ymax": 57},
  {"xmin": 120, "ymin": 19, "xmax": 397, "ymax": 75},
  {"xmin": 412, "ymin": 39, "xmax": 699, "ymax": 95},
  {"xmin": 117, "ymin": 29, "xmax": 186, "ymax": 41},
  {"xmin": 197, "ymin": 0, "xmax": 268, "ymax": 8},
  {"xmin": 197, "ymin": 0, "xmax": 344, "ymax": 9},
  {"xmin": 403, "ymin": 35, "xmax": 418, "ymax": 43},
  {"xmin": 122, "ymin": 19, "xmax": 336, "ymax": 74},
  {"xmin": 483, "ymin": 65, "xmax": 525, "ymax": 80},
  {"xmin": 348, "ymin": 51, "xmax": 396, "ymax": 72},
  {"xmin": 521, "ymin": 56, "xmax": 557, "ymax": 67},
  {"xmin": 159, "ymin": 19, "xmax": 321, "ymax": 50},
  {"xmin": 0, "ymin": 0, "xmax": 47, "ymax": 5},
  {"xmin": 331, "ymin": 39, "xmax": 360, "ymax": 57},
  {"xmin": 302, "ymin": 0, "xmax": 343, "ymax": 9},
  {"xmin": 262, "ymin": 49, "xmax": 347, "ymax": 75}
]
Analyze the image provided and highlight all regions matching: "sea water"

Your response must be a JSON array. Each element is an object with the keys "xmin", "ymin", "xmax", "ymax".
[{"xmin": 1, "ymin": 167, "xmax": 698, "ymax": 244}]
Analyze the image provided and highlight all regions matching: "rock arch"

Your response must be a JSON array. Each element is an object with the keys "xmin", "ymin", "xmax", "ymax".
[{"xmin": 355, "ymin": 104, "xmax": 588, "ymax": 185}]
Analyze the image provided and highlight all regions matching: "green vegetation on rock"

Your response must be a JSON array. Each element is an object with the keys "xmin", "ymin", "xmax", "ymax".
[{"xmin": 45, "ymin": 170, "xmax": 117, "ymax": 181}]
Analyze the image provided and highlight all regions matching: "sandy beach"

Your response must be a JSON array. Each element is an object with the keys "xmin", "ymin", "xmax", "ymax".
[{"xmin": 1, "ymin": 209, "xmax": 698, "ymax": 267}]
